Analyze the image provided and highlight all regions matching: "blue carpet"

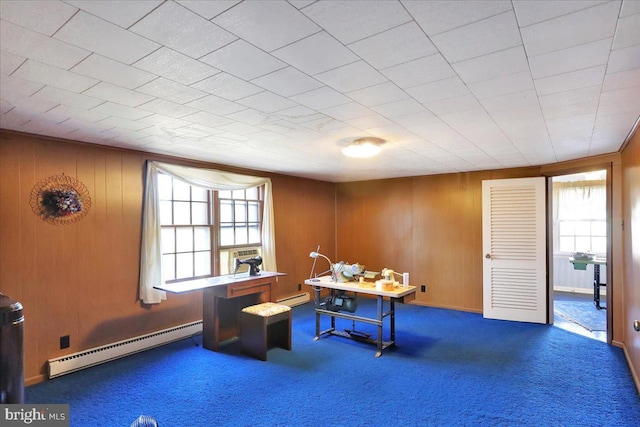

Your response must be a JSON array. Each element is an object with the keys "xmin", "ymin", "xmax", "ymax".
[
  {"xmin": 555, "ymin": 293, "xmax": 607, "ymax": 331},
  {"xmin": 26, "ymin": 301, "xmax": 639, "ymax": 426}
]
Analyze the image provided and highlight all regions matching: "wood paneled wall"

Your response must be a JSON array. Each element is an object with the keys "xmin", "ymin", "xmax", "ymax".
[
  {"xmin": 621, "ymin": 128, "xmax": 640, "ymax": 388},
  {"xmin": 336, "ymin": 167, "xmax": 539, "ymax": 312},
  {"xmin": 0, "ymin": 132, "xmax": 335, "ymax": 384}
]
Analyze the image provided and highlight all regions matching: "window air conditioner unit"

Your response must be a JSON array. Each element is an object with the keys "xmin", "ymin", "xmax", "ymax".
[{"xmin": 225, "ymin": 247, "xmax": 261, "ymax": 275}]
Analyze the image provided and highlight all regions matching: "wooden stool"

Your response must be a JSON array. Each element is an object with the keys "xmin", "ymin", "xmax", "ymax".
[{"xmin": 240, "ymin": 302, "xmax": 291, "ymax": 361}]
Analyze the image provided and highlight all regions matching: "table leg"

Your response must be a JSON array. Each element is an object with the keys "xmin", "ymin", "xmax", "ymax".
[
  {"xmin": 375, "ymin": 296, "xmax": 383, "ymax": 357},
  {"xmin": 390, "ymin": 298, "xmax": 396, "ymax": 344},
  {"xmin": 593, "ymin": 264, "xmax": 603, "ymax": 310}
]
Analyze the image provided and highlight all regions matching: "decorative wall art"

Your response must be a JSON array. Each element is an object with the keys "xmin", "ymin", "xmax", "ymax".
[{"xmin": 29, "ymin": 174, "xmax": 92, "ymax": 225}]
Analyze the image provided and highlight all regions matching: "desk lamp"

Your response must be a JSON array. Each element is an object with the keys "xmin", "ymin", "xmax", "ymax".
[{"xmin": 309, "ymin": 250, "xmax": 337, "ymax": 282}]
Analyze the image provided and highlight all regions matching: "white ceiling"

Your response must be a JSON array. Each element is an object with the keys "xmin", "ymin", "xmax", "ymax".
[{"xmin": 1, "ymin": 0, "xmax": 638, "ymax": 182}]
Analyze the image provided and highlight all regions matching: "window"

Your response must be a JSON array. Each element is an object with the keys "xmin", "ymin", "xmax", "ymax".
[
  {"xmin": 219, "ymin": 187, "xmax": 262, "ymax": 247},
  {"xmin": 158, "ymin": 173, "xmax": 263, "ymax": 282},
  {"xmin": 553, "ymin": 171, "xmax": 606, "ymax": 255}
]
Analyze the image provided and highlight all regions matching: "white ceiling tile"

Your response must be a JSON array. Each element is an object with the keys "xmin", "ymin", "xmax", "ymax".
[
  {"xmin": 613, "ymin": 11, "xmax": 640, "ymax": 50},
  {"xmin": 621, "ymin": 0, "xmax": 640, "ymax": 16},
  {"xmin": 404, "ymin": 0, "xmax": 513, "ymax": 36},
  {"xmin": 138, "ymin": 114, "xmax": 190, "ymax": 129},
  {"xmin": 31, "ymin": 86, "xmax": 103, "ymax": 110},
  {"xmin": 236, "ymin": 91, "xmax": 297, "ymax": 113},
  {"xmin": 84, "ymin": 82, "xmax": 155, "ymax": 107},
  {"xmin": 65, "ymin": 0, "xmax": 163, "ymax": 28},
  {"xmin": 91, "ymin": 101, "xmax": 153, "ymax": 120},
  {"xmin": 321, "ymin": 102, "xmax": 374, "ymax": 121},
  {"xmin": 181, "ymin": 111, "xmax": 232, "ymax": 128},
  {"xmin": 302, "ymin": 0, "xmax": 411, "ymax": 44},
  {"xmin": 216, "ymin": 121, "xmax": 262, "ymax": 135},
  {"xmin": 381, "ymin": 54, "xmax": 456, "ymax": 89},
  {"xmin": 468, "ymin": 70, "xmax": 534, "ymax": 99},
  {"xmin": 344, "ymin": 114, "xmax": 395, "ymax": 131},
  {"xmin": 346, "ymin": 82, "xmax": 408, "ymax": 107},
  {"xmin": 213, "ymin": 0, "xmax": 320, "ymax": 52},
  {"xmin": 175, "ymin": 1, "xmax": 240, "ymax": 20},
  {"xmin": 13, "ymin": 60, "xmax": 98, "ymax": 93},
  {"xmin": 72, "ymin": 54, "xmax": 157, "ymax": 90},
  {"xmin": 534, "ymin": 65, "xmax": 605, "ymax": 96},
  {"xmin": 453, "ymin": 46, "xmax": 528, "ymax": 84},
  {"xmin": 406, "ymin": 77, "xmax": 470, "ymax": 104},
  {"xmin": 541, "ymin": 99, "xmax": 599, "ymax": 120},
  {"xmin": 200, "ymin": 40, "xmax": 286, "ymax": 80},
  {"xmin": 251, "ymin": 67, "xmax": 323, "ymax": 97},
  {"xmin": 1, "ymin": 21, "xmax": 91, "ymax": 70},
  {"xmin": 539, "ymin": 85, "xmax": 601, "ymax": 109},
  {"xmin": 191, "ymin": 73, "xmax": 263, "ymax": 101},
  {"xmin": 513, "ymin": 0, "xmax": 608, "ymax": 27},
  {"xmin": 133, "ymin": 47, "xmax": 219, "ymax": 85},
  {"xmin": 0, "ymin": 94, "xmax": 59, "ymax": 114},
  {"xmin": 45, "ymin": 104, "xmax": 110, "ymax": 124},
  {"xmin": 603, "ymin": 68, "xmax": 640, "ymax": 92},
  {"xmin": 136, "ymin": 78, "xmax": 208, "ymax": 104},
  {"xmin": 130, "ymin": 2, "xmax": 236, "ymax": 59},
  {"xmin": 520, "ymin": 2, "xmax": 619, "ymax": 57},
  {"xmin": 273, "ymin": 31, "xmax": 359, "ymax": 75},
  {"xmin": 480, "ymin": 89, "xmax": 539, "ymax": 113},
  {"xmin": 0, "ymin": 50, "xmax": 26, "ymax": 75},
  {"xmin": 98, "ymin": 115, "xmax": 153, "ymax": 131},
  {"xmin": 348, "ymin": 22, "xmax": 438, "ymax": 69},
  {"xmin": 137, "ymin": 98, "xmax": 199, "ymax": 119},
  {"xmin": 370, "ymin": 98, "xmax": 428, "ymax": 119},
  {"xmin": 54, "ymin": 11, "xmax": 160, "ymax": 64},
  {"xmin": 186, "ymin": 94, "xmax": 246, "ymax": 116},
  {"xmin": 291, "ymin": 86, "xmax": 351, "ymax": 110},
  {"xmin": 225, "ymin": 109, "xmax": 276, "ymax": 126},
  {"xmin": 422, "ymin": 93, "xmax": 483, "ymax": 116},
  {"xmin": 430, "ymin": 11, "xmax": 521, "ymax": 63},
  {"xmin": 529, "ymin": 38, "xmax": 612, "ymax": 79},
  {"xmin": 314, "ymin": 61, "xmax": 387, "ymax": 93},
  {"xmin": 0, "ymin": 74, "xmax": 44, "ymax": 98},
  {"xmin": 0, "ymin": 0, "xmax": 77, "ymax": 36},
  {"xmin": 607, "ymin": 45, "xmax": 640, "ymax": 74},
  {"xmin": 274, "ymin": 105, "xmax": 325, "ymax": 124}
]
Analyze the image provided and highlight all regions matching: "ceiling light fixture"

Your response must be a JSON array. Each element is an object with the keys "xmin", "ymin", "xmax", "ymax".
[{"xmin": 342, "ymin": 137, "xmax": 384, "ymax": 158}]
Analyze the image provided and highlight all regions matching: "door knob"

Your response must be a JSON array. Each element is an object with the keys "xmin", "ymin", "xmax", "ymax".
[
  {"xmin": 485, "ymin": 254, "xmax": 491, "ymax": 259},
  {"xmin": 634, "ymin": 320, "xmax": 640, "ymax": 332}
]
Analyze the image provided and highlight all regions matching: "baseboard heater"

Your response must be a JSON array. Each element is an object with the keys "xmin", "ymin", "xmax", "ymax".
[
  {"xmin": 48, "ymin": 321, "xmax": 203, "ymax": 379},
  {"xmin": 277, "ymin": 292, "xmax": 310, "ymax": 307}
]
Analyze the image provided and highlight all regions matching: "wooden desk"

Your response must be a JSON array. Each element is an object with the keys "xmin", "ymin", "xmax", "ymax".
[
  {"xmin": 304, "ymin": 275, "xmax": 416, "ymax": 357},
  {"xmin": 155, "ymin": 272, "xmax": 285, "ymax": 351},
  {"xmin": 569, "ymin": 258, "xmax": 606, "ymax": 309}
]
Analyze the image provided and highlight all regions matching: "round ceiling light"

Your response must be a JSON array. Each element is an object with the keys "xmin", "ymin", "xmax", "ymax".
[{"xmin": 342, "ymin": 137, "xmax": 385, "ymax": 158}]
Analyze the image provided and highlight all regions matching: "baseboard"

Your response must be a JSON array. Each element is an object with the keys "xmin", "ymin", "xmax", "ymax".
[{"xmin": 553, "ymin": 286, "xmax": 606, "ymax": 296}]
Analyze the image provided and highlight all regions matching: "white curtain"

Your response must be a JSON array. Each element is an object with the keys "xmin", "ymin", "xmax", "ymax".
[{"xmin": 139, "ymin": 161, "xmax": 277, "ymax": 304}]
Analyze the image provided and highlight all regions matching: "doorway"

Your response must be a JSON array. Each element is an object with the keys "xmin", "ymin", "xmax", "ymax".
[{"xmin": 550, "ymin": 170, "xmax": 607, "ymax": 342}]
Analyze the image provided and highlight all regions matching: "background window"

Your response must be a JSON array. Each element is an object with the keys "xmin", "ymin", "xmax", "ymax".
[
  {"xmin": 553, "ymin": 171, "xmax": 606, "ymax": 255},
  {"xmin": 158, "ymin": 173, "xmax": 262, "ymax": 281}
]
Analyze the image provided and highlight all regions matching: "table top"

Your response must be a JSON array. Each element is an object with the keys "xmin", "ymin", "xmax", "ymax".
[
  {"xmin": 569, "ymin": 257, "xmax": 606, "ymax": 265},
  {"xmin": 155, "ymin": 271, "xmax": 285, "ymax": 293},
  {"xmin": 304, "ymin": 275, "xmax": 416, "ymax": 298}
]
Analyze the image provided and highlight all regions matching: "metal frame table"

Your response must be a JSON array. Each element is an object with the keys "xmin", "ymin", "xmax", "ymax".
[{"xmin": 304, "ymin": 275, "xmax": 416, "ymax": 357}]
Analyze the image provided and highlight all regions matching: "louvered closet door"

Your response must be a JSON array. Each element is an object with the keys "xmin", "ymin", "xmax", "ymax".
[{"xmin": 482, "ymin": 177, "xmax": 547, "ymax": 323}]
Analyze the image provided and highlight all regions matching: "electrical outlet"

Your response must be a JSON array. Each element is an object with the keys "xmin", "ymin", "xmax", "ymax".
[
  {"xmin": 421, "ymin": 285, "xmax": 426, "ymax": 293},
  {"xmin": 60, "ymin": 335, "xmax": 70, "ymax": 349}
]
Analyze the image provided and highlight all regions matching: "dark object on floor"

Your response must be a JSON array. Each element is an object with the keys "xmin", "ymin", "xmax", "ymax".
[{"xmin": 130, "ymin": 415, "xmax": 158, "ymax": 426}]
